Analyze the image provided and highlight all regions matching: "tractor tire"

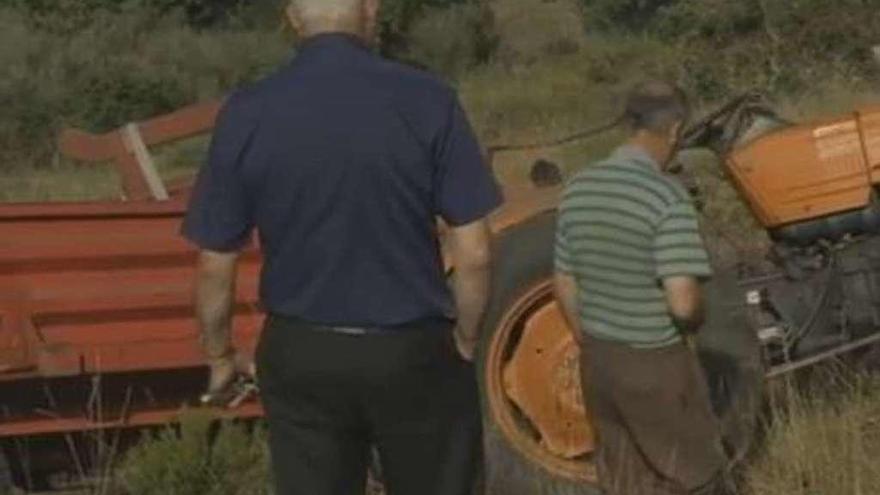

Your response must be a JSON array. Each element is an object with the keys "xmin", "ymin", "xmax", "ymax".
[
  {"xmin": 476, "ymin": 212, "xmax": 765, "ymax": 494},
  {"xmin": 477, "ymin": 212, "xmax": 599, "ymax": 495}
]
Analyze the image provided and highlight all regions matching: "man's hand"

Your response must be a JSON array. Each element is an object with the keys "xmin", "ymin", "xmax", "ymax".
[
  {"xmin": 661, "ymin": 275, "xmax": 705, "ymax": 334},
  {"xmin": 453, "ymin": 328, "xmax": 479, "ymax": 362},
  {"xmin": 207, "ymin": 353, "xmax": 238, "ymax": 395},
  {"xmin": 203, "ymin": 352, "xmax": 256, "ymax": 406}
]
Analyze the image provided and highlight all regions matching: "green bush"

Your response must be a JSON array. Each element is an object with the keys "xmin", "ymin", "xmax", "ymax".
[
  {"xmin": 118, "ymin": 412, "xmax": 271, "ymax": 495},
  {"xmin": 582, "ymin": 0, "xmax": 880, "ymax": 100},
  {"xmin": 0, "ymin": 4, "xmax": 289, "ymax": 171},
  {"xmin": 582, "ymin": 0, "xmax": 676, "ymax": 32},
  {"xmin": 400, "ymin": 3, "xmax": 497, "ymax": 78}
]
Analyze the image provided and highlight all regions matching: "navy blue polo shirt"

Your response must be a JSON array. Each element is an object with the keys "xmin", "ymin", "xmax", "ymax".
[{"xmin": 182, "ymin": 33, "xmax": 502, "ymax": 327}]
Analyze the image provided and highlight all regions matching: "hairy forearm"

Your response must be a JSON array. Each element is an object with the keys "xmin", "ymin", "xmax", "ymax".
[
  {"xmin": 451, "ymin": 263, "xmax": 491, "ymax": 340},
  {"xmin": 195, "ymin": 253, "xmax": 238, "ymax": 358}
]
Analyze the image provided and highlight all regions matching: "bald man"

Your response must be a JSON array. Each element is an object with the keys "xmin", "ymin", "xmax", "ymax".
[
  {"xmin": 554, "ymin": 82, "xmax": 729, "ymax": 494},
  {"xmin": 182, "ymin": 1, "xmax": 501, "ymax": 494}
]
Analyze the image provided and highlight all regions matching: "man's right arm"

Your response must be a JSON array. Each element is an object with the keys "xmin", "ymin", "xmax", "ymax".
[
  {"xmin": 654, "ymin": 199, "xmax": 713, "ymax": 335},
  {"xmin": 448, "ymin": 219, "xmax": 493, "ymax": 361},
  {"xmin": 661, "ymin": 275, "xmax": 705, "ymax": 333},
  {"xmin": 433, "ymin": 93, "xmax": 503, "ymax": 361}
]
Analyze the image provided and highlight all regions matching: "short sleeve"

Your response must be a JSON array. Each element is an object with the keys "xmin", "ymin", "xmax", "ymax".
[
  {"xmin": 555, "ymin": 219, "xmax": 575, "ymax": 274},
  {"xmin": 434, "ymin": 95, "xmax": 503, "ymax": 226},
  {"xmin": 653, "ymin": 200, "xmax": 713, "ymax": 279},
  {"xmin": 181, "ymin": 93, "xmax": 257, "ymax": 252}
]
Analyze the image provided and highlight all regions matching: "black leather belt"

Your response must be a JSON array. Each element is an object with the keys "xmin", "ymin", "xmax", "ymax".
[{"xmin": 270, "ymin": 314, "xmax": 453, "ymax": 336}]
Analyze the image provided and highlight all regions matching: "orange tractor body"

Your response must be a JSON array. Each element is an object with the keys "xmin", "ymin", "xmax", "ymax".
[{"xmin": 729, "ymin": 105, "xmax": 880, "ymax": 227}]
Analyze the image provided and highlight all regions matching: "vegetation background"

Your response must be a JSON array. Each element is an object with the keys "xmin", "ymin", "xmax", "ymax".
[{"xmin": 1, "ymin": 0, "xmax": 879, "ymax": 493}]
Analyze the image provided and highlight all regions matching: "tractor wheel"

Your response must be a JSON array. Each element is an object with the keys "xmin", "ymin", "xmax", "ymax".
[
  {"xmin": 476, "ymin": 213, "xmax": 765, "ymax": 494},
  {"xmin": 477, "ymin": 212, "xmax": 599, "ymax": 495}
]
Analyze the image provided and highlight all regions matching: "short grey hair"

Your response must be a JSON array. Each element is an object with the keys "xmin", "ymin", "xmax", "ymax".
[{"xmin": 623, "ymin": 80, "xmax": 689, "ymax": 134}]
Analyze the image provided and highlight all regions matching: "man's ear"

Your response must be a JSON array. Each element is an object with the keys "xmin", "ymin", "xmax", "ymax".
[
  {"xmin": 285, "ymin": 3, "xmax": 305, "ymax": 38},
  {"xmin": 668, "ymin": 121, "xmax": 683, "ymax": 147}
]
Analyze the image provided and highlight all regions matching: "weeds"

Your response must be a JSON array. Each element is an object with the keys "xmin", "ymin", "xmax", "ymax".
[
  {"xmin": 117, "ymin": 411, "xmax": 271, "ymax": 495},
  {"xmin": 744, "ymin": 372, "xmax": 880, "ymax": 494}
]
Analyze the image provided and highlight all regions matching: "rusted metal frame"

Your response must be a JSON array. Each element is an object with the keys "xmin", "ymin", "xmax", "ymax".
[
  {"xmin": 121, "ymin": 124, "xmax": 169, "ymax": 201},
  {"xmin": 0, "ymin": 402, "xmax": 263, "ymax": 438},
  {"xmin": 855, "ymin": 110, "xmax": 879, "ymax": 192},
  {"xmin": 0, "ymin": 309, "xmax": 36, "ymax": 374},
  {"xmin": 765, "ymin": 331, "xmax": 880, "ymax": 378},
  {"xmin": 0, "ymin": 200, "xmax": 187, "ymax": 220},
  {"xmin": 59, "ymin": 100, "xmax": 223, "ymax": 201},
  {"xmin": 489, "ymin": 186, "xmax": 560, "ymax": 234}
]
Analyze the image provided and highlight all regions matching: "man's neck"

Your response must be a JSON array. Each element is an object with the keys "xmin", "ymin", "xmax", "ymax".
[
  {"xmin": 625, "ymin": 135, "xmax": 668, "ymax": 171},
  {"xmin": 300, "ymin": 20, "xmax": 368, "ymax": 42}
]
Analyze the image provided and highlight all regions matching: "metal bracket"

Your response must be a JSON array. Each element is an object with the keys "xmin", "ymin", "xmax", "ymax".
[{"xmin": 122, "ymin": 123, "xmax": 170, "ymax": 201}]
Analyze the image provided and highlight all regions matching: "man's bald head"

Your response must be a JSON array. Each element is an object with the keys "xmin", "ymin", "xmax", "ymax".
[
  {"xmin": 287, "ymin": 0, "xmax": 381, "ymax": 41},
  {"xmin": 623, "ymin": 80, "xmax": 689, "ymax": 135},
  {"xmin": 622, "ymin": 80, "xmax": 691, "ymax": 169}
]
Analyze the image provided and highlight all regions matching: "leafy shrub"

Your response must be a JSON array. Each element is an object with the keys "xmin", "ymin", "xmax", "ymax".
[
  {"xmin": 582, "ymin": 0, "xmax": 880, "ymax": 100},
  {"xmin": 582, "ymin": 0, "xmax": 676, "ymax": 32},
  {"xmin": 401, "ymin": 3, "xmax": 497, "ymax": 78},
  {"xmin": 118, "ymin": 412, "xmax": 271, "ymax": 495},
  {"xmin": 0, "ymin": 4, "xmax": 289, "ymax": 171}
]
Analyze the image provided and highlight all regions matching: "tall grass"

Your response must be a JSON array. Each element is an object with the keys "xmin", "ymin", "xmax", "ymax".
[{"xmin": 744, "ymin": 374, "xmax": 880, "ymax": 495}]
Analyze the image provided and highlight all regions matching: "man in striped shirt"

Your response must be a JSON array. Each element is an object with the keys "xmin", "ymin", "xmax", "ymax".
[{"xmin": 554, "ymin": 81, "xmax": 729, "ymax": 494}]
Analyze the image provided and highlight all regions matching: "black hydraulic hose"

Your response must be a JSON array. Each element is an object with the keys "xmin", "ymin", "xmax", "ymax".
[
  {"xmin": 487, "ymin": 115, "xmax": 626, "ymax": 155},
  {"xmin": 788, "ymin": 256, "xmax": 836, "ymax": 349}
]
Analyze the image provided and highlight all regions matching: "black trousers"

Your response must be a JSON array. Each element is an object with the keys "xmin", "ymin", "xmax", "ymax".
[{"xmin": 256, "ymin": 316, "xmax": 483, "ymax": 495}]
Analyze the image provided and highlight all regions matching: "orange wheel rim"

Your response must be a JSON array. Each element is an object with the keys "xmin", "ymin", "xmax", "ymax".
[{"xmin": 485, "ymin": 279, "xmax": 597, "ymax": 482}]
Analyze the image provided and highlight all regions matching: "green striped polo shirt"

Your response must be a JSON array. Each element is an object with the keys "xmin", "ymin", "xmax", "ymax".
[{"xmin": 555, "ymin": 145, "xmax": 712, "ymax": 348}]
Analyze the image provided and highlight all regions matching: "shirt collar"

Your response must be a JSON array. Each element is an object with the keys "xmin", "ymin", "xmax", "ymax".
[
  {"xmin": 610, "ymin": 144, "xmax": 661, "ymax": 172},
  {"xmin": 297, "ymin": 32, "xmax": 372, "ymax": 55}
]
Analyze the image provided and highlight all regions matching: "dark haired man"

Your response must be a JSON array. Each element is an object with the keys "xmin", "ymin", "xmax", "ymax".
[
  {"xmin": 554, "ymin": 81, "xmax": 729, "ymax": 494},
  {"xmin": 181, "ymin": 0, "xmax": 502, "ymax": 493}
]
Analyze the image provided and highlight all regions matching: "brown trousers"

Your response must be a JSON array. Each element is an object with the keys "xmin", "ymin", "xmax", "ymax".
[{"xmin": 580, "ymin": 336, "xmax": 729, "ymax": 495}]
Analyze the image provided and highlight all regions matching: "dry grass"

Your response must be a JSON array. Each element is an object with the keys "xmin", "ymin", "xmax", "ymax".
[{"xmin": 744, "ymin": 374, "xmax": 880, "ymax": 495}]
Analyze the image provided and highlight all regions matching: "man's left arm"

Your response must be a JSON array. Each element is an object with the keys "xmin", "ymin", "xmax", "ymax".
[
  {"xmin": 181, "ymin": 92, "xmax": 258, "ymax": 396},
  {"xmin": 553, "ymin": 224, "xmax": 583, "ymax": 345},
  {"xmin": 196, "ymin": 250, "xmax": 241, "ymax": 394}
]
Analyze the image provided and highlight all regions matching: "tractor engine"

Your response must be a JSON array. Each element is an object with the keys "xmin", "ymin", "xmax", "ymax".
[{"xmin": 682, "ymin": 94, "xmax": 880, "ymax": 372}]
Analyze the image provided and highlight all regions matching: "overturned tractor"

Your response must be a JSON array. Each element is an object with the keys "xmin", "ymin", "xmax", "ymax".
[{"xmin": 2, "ymin": 94, "xmax": 880, "ymax": 493}]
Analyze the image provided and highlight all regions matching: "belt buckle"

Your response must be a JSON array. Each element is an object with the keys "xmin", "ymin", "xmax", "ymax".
[{"xmin": 333, "ymin": 326, "xmax": 369, "ymax": 336}]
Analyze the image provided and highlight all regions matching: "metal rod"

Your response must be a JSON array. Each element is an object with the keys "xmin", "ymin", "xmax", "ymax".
[{"xmin": 766, "ymin": 331, "xmax": 880, "ymax": 378}]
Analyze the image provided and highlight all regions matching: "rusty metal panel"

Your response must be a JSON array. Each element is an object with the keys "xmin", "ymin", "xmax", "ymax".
[
  {"xmin": 58, "ymin": 100, "xmax": 223, "ymax": 200},
  {"xmin": 858, "ymin": 105, "xmax": 880, "ymax": 184},
  {"xmin": 728, "ymin": 114, "xmax": 872, "ymax": 227},
  {"xmin": 0, "ymin": 201, "xmax": 263, "ymax": 383},
  {"xmin": 0, "ymin": 402, "xmax": 263, "ymax": 438}
]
